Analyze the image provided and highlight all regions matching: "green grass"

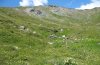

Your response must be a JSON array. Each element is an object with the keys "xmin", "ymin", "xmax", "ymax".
[{"xmin": 0, "ymin": 7, "xmax": 100, "ymax": 65}]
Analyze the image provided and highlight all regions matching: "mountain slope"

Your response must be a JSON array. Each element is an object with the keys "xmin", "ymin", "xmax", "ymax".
[{"xmin": 0, "ymin": 6, "xmax": 100, "ymax": 65}]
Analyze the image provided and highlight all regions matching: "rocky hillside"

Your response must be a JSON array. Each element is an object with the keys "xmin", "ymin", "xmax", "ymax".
[{"xmin": 0, "ymin": 6, "xmax": 100, "ymax": 65}]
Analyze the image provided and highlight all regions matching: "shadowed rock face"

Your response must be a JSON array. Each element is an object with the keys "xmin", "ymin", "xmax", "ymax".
[
  {"xmin": 30, "ymin": 9, "xmax": 42, "ymax": 15},
  {"xmin": 21, "ymin": 6, "xmax": 100, "ymax": 21}
]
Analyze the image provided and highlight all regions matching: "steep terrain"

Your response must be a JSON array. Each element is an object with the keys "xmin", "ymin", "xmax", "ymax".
[{"xmin": 0, "ymin": 6, "xmax": 100, "ymax": 65}]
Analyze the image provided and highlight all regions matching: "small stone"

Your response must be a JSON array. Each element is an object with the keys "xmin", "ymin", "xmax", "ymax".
[
  {"xmin": 64, "ymin": 57, "xmax": 77, "ymax": 65},
  {"xmin": 19, "ymin": 26, "xmax": 25, "ymax": 30},
  {"xmin": 25, "ymin": 28, "xmax": 30, "ymax": 32},
  {"xmin": 20, "ymin": 26, "xmax": 25, "ymax": 29},
  {"xmin": 49, "ymin": 34, "xmax": 57, "ymax": 38},
  {"xmin": 62, "ymin": 35, "xmax": 66, "ymax": 38},
  {"xmin": 13, "ymin": 46, "xmax": 19, "ymax": 50},
  {"xmin": 75, "ymin": 38, "xmax": 77, "ymax": 40},
  {"xmin": 48, "ymin": 42, "xmax": 53, "ymax": 44},
  {"xmin": 60, "ymin": 29, "xmax": 63, "ymax": 32},
  {"xmin": 97, "ymin": 43, "xmax": 100, "ymax": 45},
  {"xmin": 33, "ymin": 31, "xmax": 36, "ymax": 34}
]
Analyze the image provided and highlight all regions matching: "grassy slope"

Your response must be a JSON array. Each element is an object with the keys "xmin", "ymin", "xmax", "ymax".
[{"xmin": 0, "ymin": 7, "xmax": 100, "ymax": 65}]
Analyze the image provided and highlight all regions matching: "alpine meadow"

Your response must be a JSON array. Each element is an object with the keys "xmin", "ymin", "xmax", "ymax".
[{"xmin": 0, "ymin": 6, "xmax": 100, "ymax": 65}]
